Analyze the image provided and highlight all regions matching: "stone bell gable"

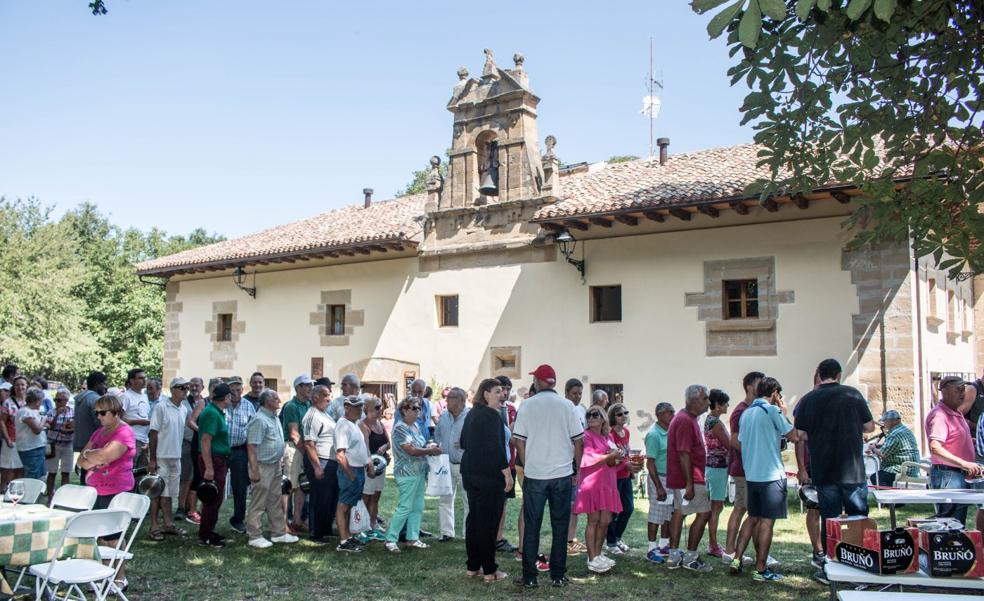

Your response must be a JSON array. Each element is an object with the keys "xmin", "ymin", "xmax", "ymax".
[{"xmin": 420, "ymin": 49, "xmax": 561, "ymax": 269}]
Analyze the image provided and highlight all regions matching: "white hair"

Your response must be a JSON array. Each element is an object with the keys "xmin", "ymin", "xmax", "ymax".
[
  {"xmin": 684, "ymin": 384, "xmax": 709, "ymax": 406},
  {"xmin": 341, "ymin": 373, "xmax": 361, "ymax": 388}
]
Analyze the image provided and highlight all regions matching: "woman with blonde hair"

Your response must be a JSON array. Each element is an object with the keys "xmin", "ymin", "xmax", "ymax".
[
  {"xmin": 360, "ymin": 395, "xmax": 390, "ymax": 539},
  {"xmin": 573, "ymin": 406, "xmax": 623, "ymax": 573}
]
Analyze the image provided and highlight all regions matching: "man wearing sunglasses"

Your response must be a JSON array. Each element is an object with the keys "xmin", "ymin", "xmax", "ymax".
[
  {"xmin": 926, "ymin": 375, "xmax": 984, "ymax": 527},
  {"xmin": 148, "ymin": 377, "xmax": 192, "ymax": 539}
]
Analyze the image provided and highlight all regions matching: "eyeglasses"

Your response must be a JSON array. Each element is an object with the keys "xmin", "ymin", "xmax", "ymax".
[
  {"xmin": 96, "ymin": 410, "xmax": 113, "ymax": 417},
  {"xmin": 175, "ymin": 386, "xmax": 189, "ymax": 391},
  {"xmin": 614, "ymin": 411, "xmax": 628, "ymax": 417},
  {"xmin": 586, "ymin": 413, "xmax": 603, "ymax": 419},
  {"xmin": 408, "ymin": 406, "xmax": 421, "ymax": 411}
]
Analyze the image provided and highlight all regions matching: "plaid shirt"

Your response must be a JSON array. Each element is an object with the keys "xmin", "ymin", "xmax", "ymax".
[
  {"xmin": 880, "ymin": 423, "xmax": 920, "ymax": 475},
  {"xmin": 225, "ymin": 399, "xmax": 256, "ymax": 448},
  {"xmin": 246, "ymin": 407, "xmax": 285, "ymax": 464},
  {"xmin": 44, "ymin": 408, "xmax": 75, "ymax": 445}
]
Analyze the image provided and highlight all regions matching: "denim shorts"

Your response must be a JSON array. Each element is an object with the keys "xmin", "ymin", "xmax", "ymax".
[
  {"xmin": 337, "ymin": 465, "xmax": 366, "ymax": 506},
  {"xmin": 18, "ymin": 446, "xmax": 47, "ymax": 480}
]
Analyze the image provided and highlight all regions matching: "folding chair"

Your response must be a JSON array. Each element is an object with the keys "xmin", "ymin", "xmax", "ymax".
[
  {"xmin": 93, "ymin": 494, "xmax": 150, "ymax": 601},
  {"xmin": 29, "ymin": 509, "xmax": 132, "ymax": 601},
  {"xmin": 4, "ymin": 478, "xmax": 47, "ymax": 504},
  {"xmin": 49, "ymin": 485, "xmax": 98, "ymax": 512}
]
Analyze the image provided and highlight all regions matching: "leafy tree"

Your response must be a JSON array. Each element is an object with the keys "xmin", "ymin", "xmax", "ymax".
[
  {"xmin": 396, "ymin": 161, "xmax": 447, "ymax": 198},
  {"xmin": 608, "ymin": 155, "xmax": 640, "ymax": 163},
  {"xmin": 691, "ymin": 0, "xmax": 984, "ymax": 274}
]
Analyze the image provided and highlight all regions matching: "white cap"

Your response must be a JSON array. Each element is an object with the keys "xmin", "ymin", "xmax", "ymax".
[{"xmin": 293, "ymin": 374, "xmax": 314, "ymax": 388}]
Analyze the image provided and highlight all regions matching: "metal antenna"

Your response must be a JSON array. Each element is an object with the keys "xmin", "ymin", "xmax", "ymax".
[{"xmin": 645, "ymin": 37, "xmax": 664, "ymax": 159}]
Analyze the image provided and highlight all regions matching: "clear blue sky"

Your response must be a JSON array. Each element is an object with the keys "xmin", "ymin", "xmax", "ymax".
[{"xmin": 0, "ymin": 1, "xmax": 752, "ymax": 239}]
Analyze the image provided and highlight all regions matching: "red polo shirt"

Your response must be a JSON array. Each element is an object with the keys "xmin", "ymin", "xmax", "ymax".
[{"xmin": 666, "ymin": 409, "xmax": 706, "ymax": 489}]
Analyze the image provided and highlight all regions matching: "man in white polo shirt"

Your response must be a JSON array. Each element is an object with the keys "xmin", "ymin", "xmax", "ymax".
[
  {"xmin": 148, "ymin": 377, "xmax": 191, "ymax": 539},
  {"xmin": 512, "ymin": 364, "xmax": 584, "ymax": 589}
]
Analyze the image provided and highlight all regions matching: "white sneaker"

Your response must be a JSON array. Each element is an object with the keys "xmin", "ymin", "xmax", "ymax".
[
  {"xmin": 385, "ymin": 541, "xmax": 401, "ymax": 553},
  {"xmin": 248, "ymin": 537, "xmax": 273, "ymax": 549},
  {"xmin": 767, "ymin": 555, "xmax": 780, "ymax": 569},
  {"xmin": 606, "ymin": 544, "xmax": 624, "ymax": 555},
  {"xmin": 587, "ymin": 556, "xmax": 612, "ymax": 573},
  {"xmin": 616, "ymin": 539, "xmax": 631, "ymax": 553},
  {"xmin": 271, "ymin": 533, "xmax": 299, "ymax": 544},
  {"xmin": 721, "ymin": 551, "xmax": 754, "ymax": 566},
  {"xmin": 598, "ymin": 554, "xmax": 616, "ymax": 568}
]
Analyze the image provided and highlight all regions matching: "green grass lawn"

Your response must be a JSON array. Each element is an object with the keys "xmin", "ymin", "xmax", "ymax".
[{"xmin": 114, "ymin": 482, "xmax": 929, "ymax": 601}]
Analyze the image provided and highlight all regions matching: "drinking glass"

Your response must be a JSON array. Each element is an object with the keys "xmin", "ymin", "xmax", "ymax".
[{"xmin": 7, "ymin": 481, "xmax": 25, "ymax": 520}]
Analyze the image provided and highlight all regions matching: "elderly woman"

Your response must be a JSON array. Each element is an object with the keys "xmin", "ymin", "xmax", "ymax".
[
  {"xmin": 605, "ymin": 402, "xmax": 638, "ymax": 556},
  {"xmin": 0, "ymin": 376, "xmax": 28, "ymax": 484},
  {"xmin": 45, "ymin": 387, "xmax": 75, "ymax": 494},
  {"xmin": 460, "ymin": 378, "xmax": 512, "ymax": 582},
  {"xmin": 77, "ymin": 394, "xmax": 137, "ymax": 591},
  {"xmin": 384, "ymin": 397, "xmax": 441, "ymax": 553},
  {"xmin": 15, "ymin": 387, "xmax": 48, "ymax": 480},
  {"xmin": 360, "ymin": 396, "xmax": 390, "ymax": 540}
]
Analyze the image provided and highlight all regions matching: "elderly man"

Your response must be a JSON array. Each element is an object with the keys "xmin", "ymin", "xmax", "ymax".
[
  {"xmin": 512, "ymin": 364, "xmax": 584, "ymax": 589},
  {"xmin": 335, "ymin": 395, "xmax": 372, "ymax": 552},
  {"xmin": 407, "ymin": 379, "xmax": 433, "ymax": 442},
  {"xmin": 867, "ymin": 409, "xmax": 919, "ymax": 487},
  {"xmin": 328, "ymin": 373, "xmax": 360, "ymax": 421},
  {"xmin": 666, "ymin": 384, "xmax": 713, "ymax": 573},
  {"xmin": 926, "ymin": 375, "xmax": 984, "ymax": 526},
  {"xmin": 435, "ymin": 387, "xmax": 470, "ymax": 542},
  {"xmin": 644, "ymin": 402, "xmax": 675, "ymax": 563},
  {"xmin": 302, "ymin": 384, "xmax": 337, "ymax": 543},
  {"xmin": 243, "ymin": 372, "xmax": 265, "ymax": 410},
  {"xmin": 148, "ymin": 377, "xmax": 191, "ymax": 540},
  {"xmin": 225, "ymin": 376, "xmax": 256, "ymax": 534},
  {"xmin": 795, "ymin": 358, "xmax": 874, "ymax": 553},
  {"xmin": 198, "ymin": 383, "xmax": 232, "ymax": 547},
  {"xmin": 121, "ymin": 368, "xmax": 151, "ymax": 468},
  {"xmin": 591, "ymin": 389, "xmax": 609, "ymax": 410},
  {"xmin": 146, "ymin": 378, "xmax": 165, "ymax": 418},
  {"xmin": 731, "ymin": 377, "xmax": 800, "ymax": 582},
  {"xmin": 246, "ymin": 389, "xmax": 298, "ymax": 548},
  {"xmin": 281, "ymin": 374, "xmax": 314, "ymax": 534}
]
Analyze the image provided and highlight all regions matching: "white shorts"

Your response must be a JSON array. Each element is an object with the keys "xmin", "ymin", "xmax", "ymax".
[
  {"xmin": 670, "ymin": 484, "xmax": 712, "ymax": 516},
  {"xmin": 156, "ymin": 458, "xmax": 181, "ymax": 498},
  {"xmin": 0, "ymin": 443, "xmax": 22, "ymax": 469},
  {"xmin": 363, "ymin": 473, "xmax": 385, "ymax": 495},
  {"xmin": 283, "ymin": 444, "xmax": 304, "ymax": 488},
  {"xmin": 45, "ymin": 444, "xmax": 75, "ymax": 474}
]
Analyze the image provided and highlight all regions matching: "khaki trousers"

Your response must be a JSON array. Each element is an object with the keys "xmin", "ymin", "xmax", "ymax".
[{"xmin": 246, "ymin": 461, "xmax": 287, "ymax": 540}]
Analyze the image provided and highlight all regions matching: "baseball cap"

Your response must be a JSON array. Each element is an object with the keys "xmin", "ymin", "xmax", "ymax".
[
  {"xmin": 293, "ymin": 374, "xmax": 314, "ymax": 388},
  {"xmin": 211, "ymin": 383, "xmax": 232, "ymax": 400},
  {"xmin": 314, "ymin": 377, "xmax": 336, "ymax": 387},
  {"xmin": 169, "ymin": 377, "xmax": 190, "ymax": 389},
  {"xmin": 939, "ymin": 375, "xmax": 965, "ymax": 389},
  {"xmin": 0, "ymin": 382, "xmax": 11, "ymax": 391},
  {"xmin": 344, "ymin": 395, "xmax": 365, "ymax": 407},
  {"xmin": 529, "ymin": 364, "xmax": 557, "ymax": 383},
  {"xmin": 226, "ymin": 376, "xmax": 243, "ymax": 385},
  {"xmin": 880, "ymin": 409, "xmax": 902, "ymax": 421}
]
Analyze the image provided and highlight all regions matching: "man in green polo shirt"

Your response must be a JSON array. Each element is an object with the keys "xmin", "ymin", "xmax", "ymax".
[
  {"xmin": 280, "ymin": 374, "xmax": 314, "ymax": 533},
  {"xmin": 198, "ymin": 383, "xmax": 232, "ymax": 547}
]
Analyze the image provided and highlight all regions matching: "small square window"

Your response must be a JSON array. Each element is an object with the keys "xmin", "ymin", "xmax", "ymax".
[
  {"xmin": 327, "ymin": 305, "xmax": 346, "ymax": 336},
  {"xmin": 217, "ymin": 313, "xmax": 233, "ymax": 342},
  {"xmin": 438, "ymin": 295, "xmax": 459, "ymax": 327},
  {"xmin": 263, "ymin": 378, "xmax": 278, "ymax": 391},
  {"xmin": 311, "ymin": 357, "xmax": 324, "ymax": 379},
  {"xmin": 722, "ymin": 279, "xmax": 758, "ymax": 319},
  {"xmin": 590, "ymin": 286, "xmax": 622, "ymax": 322}
]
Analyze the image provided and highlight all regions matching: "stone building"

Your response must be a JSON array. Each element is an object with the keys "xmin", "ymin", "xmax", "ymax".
[{"xmin": 136, "ymin": 50, "xmax": 979, "ymax": 448}]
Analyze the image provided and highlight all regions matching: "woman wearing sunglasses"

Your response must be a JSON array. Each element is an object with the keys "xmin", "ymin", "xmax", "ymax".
[
  {"xmin": 385, "ymin": 397, "xmax": 442, "ymax": 552},
  {"xmin": 573, "ymin": 408, "xmax": 623, "ymax": 573},
  {"xmin": 604, "ymin": 403, "xmax": 637, "ymax": 556}
]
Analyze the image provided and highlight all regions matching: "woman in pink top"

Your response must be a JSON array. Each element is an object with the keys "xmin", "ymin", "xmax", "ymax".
[
  {"xmin": 605, "ymin": 403, "xmax": 637, "ymax": 555},
  {"xmin": 573, "ymin": 407, "xmax": 623, "ymax": 574}
]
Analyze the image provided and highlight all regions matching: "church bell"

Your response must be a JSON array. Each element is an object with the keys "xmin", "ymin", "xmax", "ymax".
[{"xmin": 479, "ymin": 172, "xmax": 498, "ymax": 196}]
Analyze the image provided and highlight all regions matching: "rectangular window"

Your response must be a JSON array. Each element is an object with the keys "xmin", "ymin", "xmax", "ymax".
[
  {"xmin": 311, "ymin": 357, "xmax": 324, "ymax": 379},
  {"xmin": 217, "ymin": 313, "xmax": 233, "ymax": 342},
  {"xmin": 928, "ymin": 278, "xmax": 938, "ymax": 316},
  {"xmin": 591, "ymin": 383, "xmax": 624, "ymax": 406},
  {"xmin": 947, "ymin": 290, "xmax": 956, "ymax": 331},
  {"xmin": 722, "ymin": 279, "xmax": 759, "ymax": 319},
  {"xmin": 263, "ymin": 378, "xmax": 277, "ymax": 391},
  {"xmin": 438, "ymin": 295, "xmax": 459, "ymax": 327},
  {"xmin": 590, "ymin": 285, "xmax": 622, "ymax": 322},
  {"xmin": 327, "ymin": 305, "xmax": 346, "ymax": 336}
]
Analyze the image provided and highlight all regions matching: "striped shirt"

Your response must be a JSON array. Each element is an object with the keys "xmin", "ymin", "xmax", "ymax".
[
  {"xmin": 880, "ymin": 423, "xmax": 920, "ymax": 476},
  {"xmin": 225, "ymin": 399, "xmax": 256, "ymax": 447},
  {"xmin": 45, "ymin": 408, "xmax": 75, "ymax": 445}
]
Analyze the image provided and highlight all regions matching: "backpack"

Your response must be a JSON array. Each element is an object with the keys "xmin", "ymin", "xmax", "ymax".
[{"xmin": 967, "ymin": 380, "xmax": 984, "ymax": 438}]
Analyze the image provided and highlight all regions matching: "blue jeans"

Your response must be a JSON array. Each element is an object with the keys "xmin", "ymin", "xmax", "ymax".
[
  {"xmin": 19, "ymin": 446, "xmax": 46, "ymax": 480},
  {"xmin": 930, "ymin": 465, "xmax": 970, "ymax": 526},
  {"xmin": 606, "ymin": 477, "xmax": 634, "ymax": 544},
  {"xmin": 522, "ymin": 475, "xmax": 572, "ymax": 581},
  {"xmin": 817, "ymin": 482, "xmax": 868, "ymax": 552}
]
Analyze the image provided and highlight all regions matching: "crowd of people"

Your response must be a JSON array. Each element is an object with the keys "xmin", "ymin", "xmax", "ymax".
[{"xmin": 0, "ymin": 356, "xmax": 982, "ymax": 590}]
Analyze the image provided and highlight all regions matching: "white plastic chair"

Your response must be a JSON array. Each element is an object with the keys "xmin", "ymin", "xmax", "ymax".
[
  {"xmin": 98, "ymin": 493, "xmax": 150, "ymax": 562},
  {"xmin": 4, "ymin": 478, "xmax": 47, "ymax": 504},
  {"xmin": 49, "ymin": 485, "xmax": 98, "ymax": 512},
  {"xmin": 30, "ymin": 509, "xmax": 132, "ymax": 601}
]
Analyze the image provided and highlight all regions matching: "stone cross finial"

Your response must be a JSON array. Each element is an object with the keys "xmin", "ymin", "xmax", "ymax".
[
  {"xmin": 513, "ymin": 53, "xmax": 525, "ymax": 70},
  {"xmin": 457, "ymin": 67, "xmax": 468, "ymax": 81},
  {"xmin": 481, "ymin": 48, "xmax": 498, "ymax": 80},
  {"xmin": 426, "ymin": 155, "xmax": 444, "ymax": 192},
  {"xmin": 544, "ymin": 135, "xmax": 557, "ymax": 161}
]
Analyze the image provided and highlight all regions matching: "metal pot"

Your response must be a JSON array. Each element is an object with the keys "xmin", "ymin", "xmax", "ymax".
[
  {"xmin": 371, "ymin": 454, "xmax": 388, "ymax": 474},
  {"xmin": 196, "ymin": 480, "xmax": 220, "ymax": 504},
  {"xmin": 297, "ymin": 473, "xmax": 311, "ymax": 494},
  {"xmin": 137, "ymin": 473, "xmax": 166, "ymax": 499},
  {"xmin": 281, "ymin": 475, "xmax": 293, "ymax": 495},
  {"xmin": 798, "ymin": 483, "xmax": 820, "ymax": 510}
]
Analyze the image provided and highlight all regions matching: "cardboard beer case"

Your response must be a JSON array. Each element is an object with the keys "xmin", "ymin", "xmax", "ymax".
[
  {"xmin": 826, "ymin": 516, "xmax": 919, "ymax": 574},
  {"xmin": 917, "ymin": 529, "xmax": 984, "ymax": 578}
]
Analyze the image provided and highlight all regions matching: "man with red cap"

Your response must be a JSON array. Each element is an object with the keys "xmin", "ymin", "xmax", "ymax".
[{"xmin": 512, "ymin": 364, "xmax": 584, "ymax": 588}]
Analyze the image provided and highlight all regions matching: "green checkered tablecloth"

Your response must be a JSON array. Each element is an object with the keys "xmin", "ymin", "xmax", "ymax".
[{"xmin": 0, "ymin": 506, "xmax": 98, "ymax": 567}]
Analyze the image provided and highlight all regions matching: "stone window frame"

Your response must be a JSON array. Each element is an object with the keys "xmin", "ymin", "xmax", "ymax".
[
  {"xmin": 722, "ymin": 279, "xmax": 759, "ymax": 320},
  {"xmin": 205, "ymin": 301, "xmax": 245, "ymax": 371},
  {"xmin": 490, "ymin": 346, "xmax": 521, "ymax": 379},
  {"xmin": 310, "ymin": 290, "xmax": 364, "ymax": 347}
]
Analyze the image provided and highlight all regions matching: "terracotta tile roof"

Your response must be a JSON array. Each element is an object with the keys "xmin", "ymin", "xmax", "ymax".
[
  {"xmin": 135, "ymin": 194, "xmax": 426, "ymax": 275},
  {"xmin": 534, "ymin": 143, "xmax": 780, "ymax": 220}
]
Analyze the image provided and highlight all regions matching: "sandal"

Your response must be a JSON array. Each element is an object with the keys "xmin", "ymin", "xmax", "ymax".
[
  {"xmin": 466, "ymin": 570, "xmax": 480, "ymax": 578},
  {"xmin": 162, "ymin": 525, "xmax": 185, "ymax": 536},
  {"xmin": 148, "ymin": 529, "xmax": 165, "ymax": 541},
  {"xmin": 484, "ymin": 571, "xmax": 508, "ymax": 583}
]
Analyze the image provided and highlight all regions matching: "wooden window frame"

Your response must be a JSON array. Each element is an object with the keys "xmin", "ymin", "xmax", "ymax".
[
  {"xmin": 722, "ymin": 279, "xmax": 759, "ymax": 320},
  {"xmin": 327, "ymin": 304, "xmax": 346, "ymax": 336},
  {"xmin": 589, "ymin": 285, "xmax": 622, "ymax": 323},
  {"xmin": 217, "ymin": 313, "xmax": 233, "ymax": 342},
  {"xmin": 437, "ymin": 295, "xmax": 459, "ymax": 328}
]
